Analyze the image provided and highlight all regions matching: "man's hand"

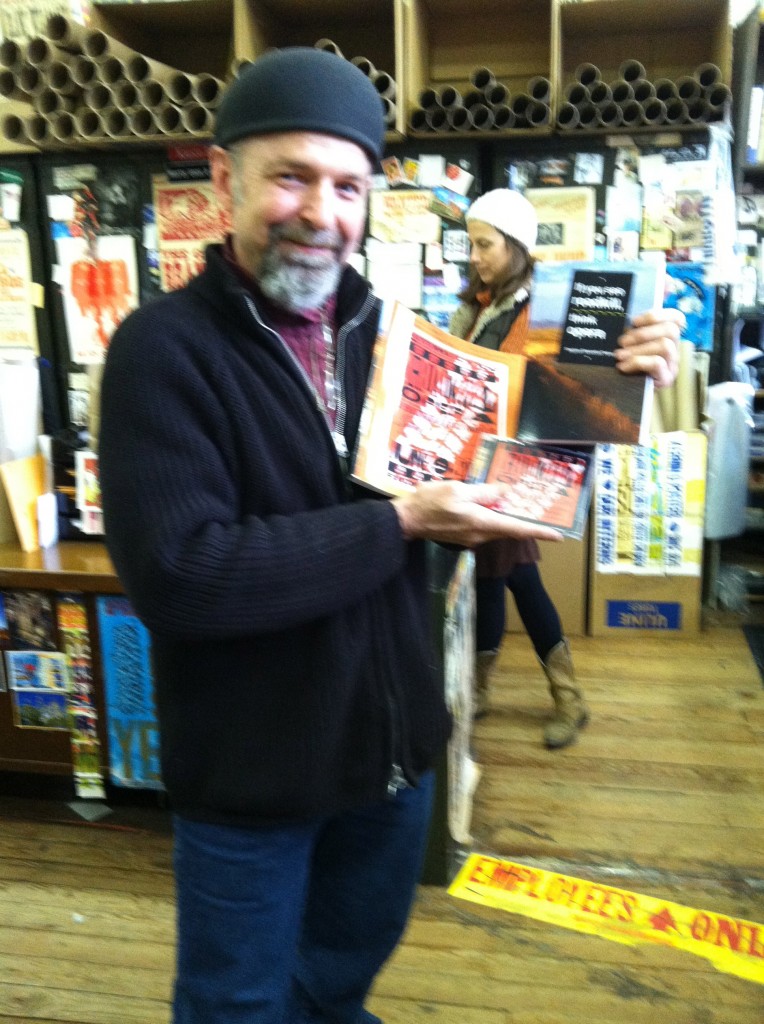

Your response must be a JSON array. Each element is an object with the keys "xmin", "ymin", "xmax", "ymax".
[
  {"xmin": 615, "ymin": 308, "xmax": 685, "ymax": 389},
  {"xmin": 392, "ymin": 481, "xmax": 563, "ymax": 546}
]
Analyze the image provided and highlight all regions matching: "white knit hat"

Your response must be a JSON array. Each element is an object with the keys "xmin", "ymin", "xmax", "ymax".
[{"xmin": 465, "ymin": 189, "xmax": 538, "ymax": 252}]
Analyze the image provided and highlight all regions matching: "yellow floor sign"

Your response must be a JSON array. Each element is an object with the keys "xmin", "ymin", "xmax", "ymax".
[{"xmin": 449, "ymin": 853, "xmax": 764, "ymax": 985}]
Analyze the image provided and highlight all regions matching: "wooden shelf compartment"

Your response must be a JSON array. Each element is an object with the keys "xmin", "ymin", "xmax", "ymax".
[
  {"xmin": 558, "ymin": 0, "xmax": 732, "ymax": 96},
  {"xmin": 402, "ymin": 0, "xmax": 557, "ymax": 126}
]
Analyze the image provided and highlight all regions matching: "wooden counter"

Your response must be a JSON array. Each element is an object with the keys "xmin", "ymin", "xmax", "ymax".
[{"xmin": 0, "ymin": 541, "xmax": 123, "ymax": 594}]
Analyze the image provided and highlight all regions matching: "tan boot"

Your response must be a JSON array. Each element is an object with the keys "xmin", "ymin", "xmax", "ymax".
[
  {"xmin": 540, "ymin": 639, "xmax": 588, "ymax": 749},
  {"xmin": 474, "ymin": 650, "xmax": 498, "ymax": 719}
]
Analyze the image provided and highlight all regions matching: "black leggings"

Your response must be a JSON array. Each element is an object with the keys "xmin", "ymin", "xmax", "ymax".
[{"xmin": 475, "ymin": 561, "xmax": 562, "ymax": 662}]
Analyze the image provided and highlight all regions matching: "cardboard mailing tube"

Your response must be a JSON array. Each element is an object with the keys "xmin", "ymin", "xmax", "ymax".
[
  {"xmin": 0, "ymin": 40, "xmax": 24, "ymax": 72},
  {"xmin": 83, "ymin": 29, "xmax": 140, "ymax": 66},
  {"xmin": 126, "ymin": 53, "xmax": 180, "ymax": 86},
  {"xmin": 485, "ymin": 82, "xmax": 509, "ymax": 106},
  {"xmin": 527, "ymin": 76, "xmax": 551, "ymax": 103},
  {"xmin": 48, "ymin": 60, "xmax": 81, "ymax": 95},
  {"xmin": 113, "ymin": 79, "xmax": 139, "ymax": 110},
  {"xmin": 576, "ymin": 102, "xmax": 599, "ymax": 128},
  {"xmin": 374, "ymin": 72, "xmax": 396, "ymax": 101},
  {"xmin": 510, "ymin": 92, "xmax": 532, "ymax": 118},
  {"xmin": 155, "ymin": 102, "xmax": 183, "ymax": 134},
  {"xmin": 138, "ymin": 79, "xmax": 166, "ymax": 108},
  {"xmin": 47, "ymin": 110, "xmax": 76, "ymax": 142},
  {"xmin": 565, "ymin": 82, "xmax": 589, "ymax": 105},
  {"xmin": 596, "ymin": 100, "xmax": 623, "ymax": 127},
  {"xmin": 684, "ymin": 97, "xmax": 711, "ymax": 123},
  {"xmin": 610, "ymin": 79, "xmax": 634, "ymax": 104},
  {"xmin": 705, "ymin": 83, "xmax": 731, "ymax": 112},
  {"xmin": 470, "ymin": 67, "xmax": 495, "ymax": 91},
  {"xmin": 492, "ymin": 104, "xmax": 516, "ymax": 129},
  {"xmin": 167, "ymin": 71, "xmax": 194, "ymax": 104},
  {"xmin": 654, "ymin": 78, "xmax": 678, "ymax": 101},
  {"xmin": 663, "ymin": 97, "xmax": 688, "ymax": 125},
  {"xmin": 191, "ymin": 75, "xmax": 225, "ymax": 109},
  {"xmin": 424, "ymin": 106, "xmax": 448, "ymax": 131},
  {"xmin": 84, "ymin": 82, "xmax": 112, "ymax": 111},
  {"xmin": 45, "ymin": 14, "xmax": 89, "ymax": 52},
  {"xmin": 180, "ymin": 103, "xmax": 213, "ymax": 135},
  {"xmin": 446, "ymin": 106, "xmax": 473, "ymax": 130},
  {"xmin": 96, "ymin": 56, "xmax": 125, "ymax": 87},
  {"xmin": 439, "ymin": 86, "xmax": 461, "ymax": 109},
  {"xmin": 128, "ymin": 106, "xmax": 159, "ymax": 138},
  {"xmin": 470, "ymin": 104, "xmax": 494, "ymax": 130},
  {"xmin": 418, "ymin": 87, "xmax": 439, "ymax": 110},
  {"xmin": 557, "ymin": 102, "xmax": 581, "ymax": 129},
  {"xmin": 25, "ymin": 37, "xmax": 71, "ymax": 70},
  {"xmin": 640, "ymin": 97, "xmax": 667, "ymax": 126},
  {"xmin": 574, "ymin": 63, "xmax": 600, "ymax": 86},
  {"xmin": 70, "ymin": 55, "xmax": 97, "ymax": 88},
  {"xmin": 619, "ymin": 99, "xmax": 643, "ymax": 127},
  {"xmin": 35, "ymin": 86, "xmax": 75, "ymax": 115},
  {"xmin": 589, "ymin": 80, "xmax": 612, "ymax": 105},
  {"xmin": 25, "ymin": 114, "xmax": 49, "ymax": 144},
  {"xmin": 463, "ymin": 90, "xmax": 485, "ymax": 109},
  {"xmin": 676, "ymin": 76, "xmax": 701, "ymax": 101},
  {"xmin": 17, "ymin": 63, "xmax": 46, "ymax": 96},
  {"xmin": 102, "ymin": 106, "xmax": 130, "ymax": 138},
  {"xmin": 314, "ymin": 39, "xmax": 343, "ymax": 59},
  {"xmin": 381, "ymin": 97, "xmax": 395, "ymax": 127},
  {"xmin": 408, "ymin": 108, "xmax": 430, "ymax": 132},
  {"xmin": 527, "ymin": 101, "xmax": 550, "ymax": 127},
  {"xmin": 0, "ymin": 69, "xmax": 30, "ymax": 102},
  {"xmin": 74, "ymin": 108, "xmax": 105, "ymax": 138},
  {"xmin": 350, "ymin": 56, "xmax": 375, "ymax": 78},
  {"xmin": 618, "ymin": 59, "xmax": 646, "ymax": 83},
  {"xmin": 694, "ymin": 63, "xmax": 722, "ymax": 89},
  {"xmin": 1, "ymin": 114, "xmax": 27, "ymax": 143},
  {"xmin": 632, "ymin": 79, "xmax": 656, "ymax": 102}
]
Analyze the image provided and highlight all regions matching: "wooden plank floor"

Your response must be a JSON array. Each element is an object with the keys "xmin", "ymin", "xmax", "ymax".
[{"xmin": 0, "ymin": 625, "xmax": 762, "ymax": 1023}]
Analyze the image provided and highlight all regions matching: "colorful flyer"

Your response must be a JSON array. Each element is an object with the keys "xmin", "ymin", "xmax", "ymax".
[
  {"xmin": 153, "ymin": 177, "xmax": 231, "ymax": 292},
  {"xmin": 0, "ymin": 228, "xmax": 39, "ymax": 352}
]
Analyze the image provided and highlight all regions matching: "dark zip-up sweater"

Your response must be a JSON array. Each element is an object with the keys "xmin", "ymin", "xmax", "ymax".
[{"xmin": 98, "ymin": 245, "xmax": 451, "ymax": 825}]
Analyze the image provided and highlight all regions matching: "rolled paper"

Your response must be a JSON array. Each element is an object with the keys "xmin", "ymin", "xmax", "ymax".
[
  {"xmin": 447, "ymin": 105, "xmax": 473, "ymax": 130},
  {"xmin": 640, "ymin": 97, "xmax": 667, "ymax": 125},
  {"xmin": 557, "ymin": 101, "xmax": 581, "ymax": 129},
  {"xmin": 485, "ymin": 82, "xmax": 509, "ymax": 106},
  {"xmin": 470, "ymin": 103, "xmax": 494, "ymax": 129},
  {"xmin": 96, "ymin": 56, "xmax": 125, "ymax": 87},
  {"xmin": 676, "ymin": 75, "xmax": 701, "ymax": 101},
  {"xmin": 373, "ymin": 72, "xmax": 396, "ymax": 101},
  {"xmin": 314, "ymin": 38, "xmax": 343, "ymax": 59},
  {"xmin": 596, "ymin": 100, "xmax": 623, "ymax": 127},
  {"xmin": 408, "ymin": 108, "xmax": 430, "ymax": 132},
  {"xmin": 155, "ymin": 102, "xmax": 183, "ymax": 134},
  {"xmin": 424, "ymin": 106, "xmax": 448, "ymax": 131},
  {"xmin": 191, "ymin": 74, "xmax": 225, "ymax": 108},
  {"xmin": 350, "ymin": 56, "xmax": 376, "ymax": 78},
  {"xmin": 527, "ymin": 76, "xmax": 551, "ymax": 103},
  {"xmin": 70, "ymin": 55, "xmax": 97, "ymax": 88},
  {"xmin": 439, "ymin": 85, "xmax": 462, "ymax": 109},
  {"xmin": 620, "ymin": 99, "xmax": 643, "ymax": 126},
  {"xmin": 589, "ymin": 80, "xmax": 612, "ymax": 105},
  {"xmin": 653, "ymin": 78, "xmax": 678, "ymax": 101},
  {"xmin": 565, "ymin": 82, "xmax": 589, "ymax": 105},
  {"xmin": 610, "ymin": 79, "xmax": 634, "ymax": 104},
  {"xmin": 180, "ymin": 102, "xmax": 213, "ymax": 135},
  {"xmin": 492, "ymin": 104, "xmax": 516, "ymax": 129},
  {"xmin": 418, "ymin": 87, "xmax": 439, "ymax": 110},
  {"xmin": 45, "ymin": 13, "xmax": 89, "ymax": 52},
  {"xmin": 618, "ymin": 59, "xmax": 646, "ymax": 83},
  {"xmin": 694, "ymin": 63, "xmax": 722, "ymax": 89},
  {"xmin": 0, "ymin": 39, "xmax": 24, "ymax": 72},
  {"xmin": 470, "ymin": 67, "xmax": 495, "ymax": 91},
  {"xmin": 574, "ymin": 63, "xmax": 601, "ymax": 86},
  {"xmin": 632, "ymin": 79, "xmax": 656, "ymax": 103}
]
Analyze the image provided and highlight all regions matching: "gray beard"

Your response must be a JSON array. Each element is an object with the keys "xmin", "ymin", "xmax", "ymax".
[{"xmin": 257, "ymin": 227, "xmax": 344, "ymax": 314}]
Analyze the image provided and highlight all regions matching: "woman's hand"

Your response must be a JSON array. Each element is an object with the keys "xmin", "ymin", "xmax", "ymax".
[{"xmin": 615, "ymin": 308, "xmax": 685, "ymax": 388}]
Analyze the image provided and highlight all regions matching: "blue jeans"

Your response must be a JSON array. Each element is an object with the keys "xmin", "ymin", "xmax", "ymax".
[{"xmin": 172, "ymin": 771, "xmax": 435, "ymax": 1024}]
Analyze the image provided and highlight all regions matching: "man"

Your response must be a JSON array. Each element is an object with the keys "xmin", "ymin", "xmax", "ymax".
[{"xmin": 98, "ymin": 48, "xmax": 683, "ymax": 1024}]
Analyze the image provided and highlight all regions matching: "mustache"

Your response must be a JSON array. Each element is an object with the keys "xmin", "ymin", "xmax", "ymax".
[{"xmin": 270, "ymin": 224, "xmax": 343, "ymax": 251}]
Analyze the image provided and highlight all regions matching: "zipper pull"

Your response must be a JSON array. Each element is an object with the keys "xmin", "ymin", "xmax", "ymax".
[
  {"xmin": 332, "ymin": 431, "xmax": 349, "ymax": 458},
  {"xmin": 387, "ymin": 763, "xmax": 407, "ymax": 796}
]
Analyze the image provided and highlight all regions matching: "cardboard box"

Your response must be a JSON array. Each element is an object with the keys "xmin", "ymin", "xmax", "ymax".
[{"xmin": 588, "ymin": 570, "xmax": 702, "ymax": 636}]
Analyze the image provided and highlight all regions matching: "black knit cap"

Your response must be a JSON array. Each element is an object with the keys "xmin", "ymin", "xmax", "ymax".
[{"xmin": 214, "ymin": 47, "xmax": 385, "ymax": 163}]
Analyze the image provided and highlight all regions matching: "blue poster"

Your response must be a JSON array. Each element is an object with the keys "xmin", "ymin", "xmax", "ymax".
[
  {"xmin": 96, "ymin": 596, "xmax": 163, "ymax": 789},
  {"xmin": 664, "ymin": 263, "xmax": 716, "ymax": 353}
]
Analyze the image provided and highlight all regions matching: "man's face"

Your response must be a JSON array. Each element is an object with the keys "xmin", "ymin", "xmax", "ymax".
[{"xmin": 210, "ymin": 132, "xmax": 371, "ymax": 313}]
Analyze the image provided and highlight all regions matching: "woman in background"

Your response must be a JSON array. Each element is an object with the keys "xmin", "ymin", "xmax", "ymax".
[{"xmin": 449, "ymin": 188, "xmax": 586, "ymax": 748}]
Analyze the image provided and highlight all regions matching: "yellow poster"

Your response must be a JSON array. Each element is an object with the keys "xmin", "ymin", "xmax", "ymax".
[
  {"xmin": 525, "ymin": 186, "xmax": 595, "ymax": 262},
  {"xmin": 450, "ymin": 854, "xmax": 764, "ymax": 986},
  {"xmin": 368, "ymin": 189, "xmax": 441, "ymax": 244}
]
